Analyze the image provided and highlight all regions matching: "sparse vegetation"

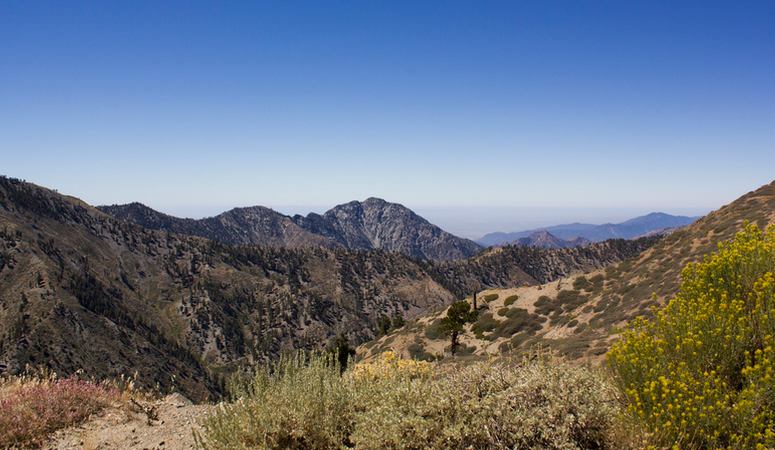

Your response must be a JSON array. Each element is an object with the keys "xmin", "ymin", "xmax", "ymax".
[{"xmin": 198, "ymin": 351, "xmax": 631, "ymax": 449}]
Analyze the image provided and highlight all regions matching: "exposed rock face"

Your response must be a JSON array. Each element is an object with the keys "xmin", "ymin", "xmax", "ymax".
[
  {"xmin": 293, "ymin": 198, "xmax": 482, "ymax": 260},
  {"xmin": 102, "ymin": 198, "xmax": 482, "ymax": 260}
]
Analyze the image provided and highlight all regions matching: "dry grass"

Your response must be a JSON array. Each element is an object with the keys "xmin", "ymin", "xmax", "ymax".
[
  {"xmin": 0, "ymin": 372, "xmax": 131, "ymax": 448},
  {"xmin": 0, "ymin": 369, "xmax": 149, "ymax": 448}
]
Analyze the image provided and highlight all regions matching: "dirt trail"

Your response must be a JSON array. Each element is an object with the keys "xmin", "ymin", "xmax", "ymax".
[{"xmin": 47, "ymin": 394, "xmax": 214, "ymax": 450}]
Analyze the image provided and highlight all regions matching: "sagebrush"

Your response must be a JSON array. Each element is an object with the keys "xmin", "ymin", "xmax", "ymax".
[{"xmin": 197, "ymin": 351, "xmax": 630, "ymax": 449}]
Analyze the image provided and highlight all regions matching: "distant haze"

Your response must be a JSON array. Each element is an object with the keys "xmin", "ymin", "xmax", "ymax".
[{"xmin": 151, "ymin": 203, "xmax": 711, "ymax": 240}]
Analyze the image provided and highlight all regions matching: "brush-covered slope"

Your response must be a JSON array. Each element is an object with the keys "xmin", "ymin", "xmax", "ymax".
[
  {"xmin": 360, "ymin": 180, "xmax": 775, "ymax": 362},
  {"xmin": 0, "ymin": 177, "xmax": 653, "ymax": 400},
  {"xmin": 99, "ymin": 203, "xmax": 335, "ymax": 249}
]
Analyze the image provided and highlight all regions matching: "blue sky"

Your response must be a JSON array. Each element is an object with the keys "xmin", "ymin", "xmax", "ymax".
[{"xmin": 1, "ymin": 1, "xmax": 774, "ymax": 237}]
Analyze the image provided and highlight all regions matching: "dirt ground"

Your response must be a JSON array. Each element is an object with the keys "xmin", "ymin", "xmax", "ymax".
[{"xmin": 47, "ymin": 393, "xmax": 214, "ymax": 450}]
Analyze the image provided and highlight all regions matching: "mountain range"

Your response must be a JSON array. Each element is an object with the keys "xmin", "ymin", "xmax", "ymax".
[
  {"xmin": 477, "ymin": 212, "xmax": 699, "ymax": 247},
  {"xmin": 99, "ymin": 198, "xmax": 482, "ymax": 261},
  {"xmin": 0, "ymin": 176, "xmax": 656, "ymax": 400}
]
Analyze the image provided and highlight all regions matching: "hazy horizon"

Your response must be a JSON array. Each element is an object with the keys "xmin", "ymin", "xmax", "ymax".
[{"xmin": 92, "ymin": 196, "xmax": 712, "ymax": 240}]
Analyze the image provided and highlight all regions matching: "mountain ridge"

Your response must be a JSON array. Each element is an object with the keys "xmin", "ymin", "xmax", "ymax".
[
  {"xmin": 100, "ymin": 198, "xmax": 482, "ymax": 261},
  {"xmin": 477, "ymin": 212, "xmax": 699, "ymax": 246}
]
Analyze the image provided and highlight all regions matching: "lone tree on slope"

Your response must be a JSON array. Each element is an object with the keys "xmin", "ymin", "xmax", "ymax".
[{"xmin": 440, "ymin": 300, "xmax": 478, "ymax": 355}]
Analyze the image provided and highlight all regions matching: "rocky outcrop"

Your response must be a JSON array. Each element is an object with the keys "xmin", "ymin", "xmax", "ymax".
[{"xmin": 293, "ymin": 198, "xmax": 482, "ymax": 260}]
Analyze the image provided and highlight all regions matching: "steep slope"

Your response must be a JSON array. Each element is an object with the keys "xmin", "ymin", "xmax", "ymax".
[
  {"xmin": 101, "ymin": 198, "xmax": 481, "ymax": 260},
  {"xmin": 478, "ymin": 212, "xmax": 699, "ymax": 246},
  {"xmin": 99, "ymin": 203, "xmax": 335, "ymax": 249},
  {"xmin": 422, "ymin": 236, "xmax": 657, "ymax": 300},
  {"xmin": 0, "ymin": 177, "xmax": 653, "ymax": 400},
  {"xmin": 360, "ymin": 180, "xmax": 775, "ymax": 362},
  {"xmin": 293, "ymin": 197, "xmax": 482, "ymax": 260},
  {"xmin": 0, "ymin": 179, "xmax": 459, "ymax": 400}
]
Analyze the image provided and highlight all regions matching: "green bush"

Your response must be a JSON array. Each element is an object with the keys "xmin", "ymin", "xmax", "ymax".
[
  {"xmin": 573, "ymin": 276, "xmax": 592, "ymax": 291},
  {"xmin": 198, "ymin": 352, "xmax": 629, "ymax": 449},
  {"xmin": 535, "ymin": 295, "xmax": 561, "ymax": 316},
  {"xmin": 608, "ymin": 224, "xmax": 775, "ymax": 449},
  {"xmin": 491, "ymin": 308, "xmax": 543, "ymax": 339},
  {"xmin": 196, "ymin": 353, "xmax": 353, "ymax": 449},
  {"xmin": 556, "ymin": 289, "xmax": 586, "ymax": 311},
  {"xmin": 407, "ymin": 343, "xmax": 436, "ymax": 362},
  {"xmin": 471, "ymin": 312, "xmax": 497, "ymax": 338},
  {"xmin": 483, "ymin": 293, "xmax": 499, "ymax": 302},
  {"xmin": 424, "ymin": 319, "xmax": 445, "ymax": 340},
  {"xmin": 504, "ymin": 294, "xmax": 519, "ymax": 306}
]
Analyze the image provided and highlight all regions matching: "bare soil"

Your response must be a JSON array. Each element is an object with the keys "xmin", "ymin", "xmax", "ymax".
[{"xmin": 47, "ymin": 394, "xmax": 213, "ymax": 450}]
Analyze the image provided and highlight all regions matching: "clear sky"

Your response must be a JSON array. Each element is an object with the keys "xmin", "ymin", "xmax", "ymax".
[{"xmin": 1, "ymin": 1, "xmax": 773, "ymax": 237}]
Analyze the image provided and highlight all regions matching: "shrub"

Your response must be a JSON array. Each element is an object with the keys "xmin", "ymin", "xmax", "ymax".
[
  {"xmin": 407, "ymin": 343, "xmax": 436, "ymax": 362},
  {"xmin": 535, "ymin": 295, "xmax": 561, "ymax": 316},
  {"xmin": 0, "ymin": 375, "xmax": 120, "ymax": 448},
  {"xmin": 557, "ymin": 289, "xmax": 586, "ymax": 311},
  {"xmin": 504, "ymin": 294, "xmax": 519, "ymax": 306},
  {"xmin": 352, "ymin": 351, "xmax": 433, "ymax": 381},
  {"xmin": 471, "ymin": 312, "xmax": 497, "ymax": 338},
  {"xmin": 573, "ymin": 276, "xmax": 592, "ymax": 291},
  {"xmin": 197, "ymin": 352, "xmax": 354, "ymax": 449},
  {"xmin": 608, "ymin": 224, "xmax": 775, "ymax": 449},
  {"xmin": 200, "ymin": 351, "xmax": 629, "ymax": 449},
  {"xmin": 589, "ymin": 274, "xmax": 606, "ymax": 290},
  {"xmin": 483, "ymin": 293, "xmax": 499, "ymax": 302},
  {"xmin": 424, "ymin": 318, "xmax": 445, "ymax": 340},
  {"xmin": 491, "ymin": 308, "xmax": 543, "ymax": 339}
]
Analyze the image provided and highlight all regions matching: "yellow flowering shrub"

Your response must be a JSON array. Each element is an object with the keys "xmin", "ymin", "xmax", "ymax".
[
  {"xmin": 608, "ymin": 223, "xmax": 775, "ymax": 448},
  {"xmin": 350, "ymin": 350, "xmax": 433, "ymax": 381}
]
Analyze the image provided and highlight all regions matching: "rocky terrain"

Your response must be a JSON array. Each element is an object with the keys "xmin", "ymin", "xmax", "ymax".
[
  {"xmin": 101, "ymin": 197, "xmax": 482, "ymax": 261},
  {"xmin": 0, "ymin": 176, "xmax": 655, "ymax": 401},
  {"xmin": 362, "ymin": 180, "xmax": 775, "ymax": 362}
]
